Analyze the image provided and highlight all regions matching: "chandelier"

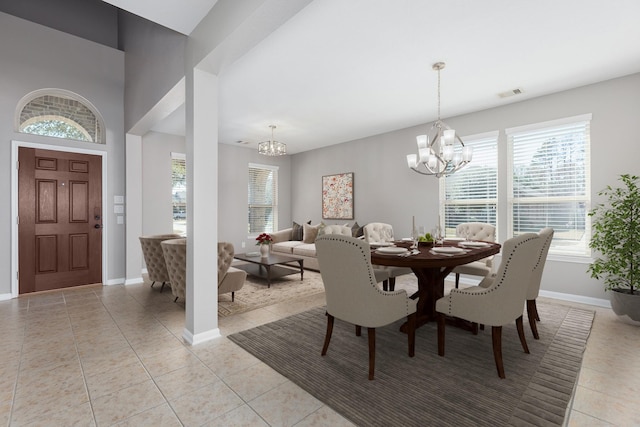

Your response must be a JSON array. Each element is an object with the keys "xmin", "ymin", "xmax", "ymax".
[
  {"xmin": 406, "ymin": 62, "xmax": 472, "ymax": 178},
  {"xmin": 258, "ymin": 125, "xmax": 286, "ymax": 156}
]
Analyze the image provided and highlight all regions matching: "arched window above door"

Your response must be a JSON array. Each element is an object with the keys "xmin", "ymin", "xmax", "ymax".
[{"xmin": 16, "ymin": 89, "xmax": 105, "ymax": 144}]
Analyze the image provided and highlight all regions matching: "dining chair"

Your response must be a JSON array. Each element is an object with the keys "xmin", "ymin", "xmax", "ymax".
[
  {"xmin": 477, "ymin": 228, "xmax": 554, "ymax": 339},
  {"xmin": 315, "ymin": 234, "xmax": 417, "ymax": 380},
  {"xmin": 435, "ymin": 233, "xmax": 542, "ymax": 378},
  {"xmin": 452, "ymin": 222, "xmax": 496, "ymax": 288},
  {"xmin": 139, "ymin": 234, "xmax": 182, "ymax": 292},
  {"xmin": 526, "ymin": 227, "xmax": 554, "ymax": 339},
  {"xmin": 363, "ymin": 222, "xmax": 413, "ymax": 291}
]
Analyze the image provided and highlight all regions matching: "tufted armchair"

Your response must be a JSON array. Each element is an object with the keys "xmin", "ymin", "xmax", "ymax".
[
  {"xmin": 139, "ymin": 234, "xmax": 182, "ymax": 292},
  {"xmin": 218, "ymin": 242, "xmax": 247, "ymax": 302},
  {"xmin": 435, "ymin": 233, "xmax": 542, "ymax": 378},
  {"xmin": 452, "ymin": 222, "xmax": 496, "ymax": 288},
  {"xmin": 315, "ymin": 234, "xmax": 417, "ymax": 380},
  {"xmin": 160, "ymin": 238, "xmax": 187, "ymax": 302},
  {"xmin": 363, "ymin": 223, "xmax": 413, "ymax": 291},
  {"xmin": 478, "ymin": 228, "xmax": 554, "ymax": 339}
]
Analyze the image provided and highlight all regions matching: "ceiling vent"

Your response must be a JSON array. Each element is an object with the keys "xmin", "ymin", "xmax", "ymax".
[{"xmin": 498, "ymin": 87, "xmax": 524, "ymax": 98}]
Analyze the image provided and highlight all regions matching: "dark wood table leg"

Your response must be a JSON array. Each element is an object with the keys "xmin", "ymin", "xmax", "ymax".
[
  {"xmin": 298, "ymin": 260, "xmax": 304, "ymax": 280},
  {"xmin": 265, "ymin": 265, "xmax": 272, "ymax": 288},
  {"xmin": 400, "ymin": 266, "xmax": 452, "ymax": 332}
]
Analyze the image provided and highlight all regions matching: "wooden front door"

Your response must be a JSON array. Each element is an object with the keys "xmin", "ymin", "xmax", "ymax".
[{"xmin": 18, "ymin": 147, "xmax": 103, "ymax": 294}]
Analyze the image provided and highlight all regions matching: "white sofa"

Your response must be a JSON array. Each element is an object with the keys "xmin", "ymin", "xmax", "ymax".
[{"xmin": 270, "ymin": 224, "xmax": 353, "ymax": 270}]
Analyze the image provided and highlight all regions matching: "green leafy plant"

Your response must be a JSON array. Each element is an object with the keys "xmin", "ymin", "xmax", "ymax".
[{"xmin": 588, "ymin": 174, "xmax": 640, "ymax": 294}]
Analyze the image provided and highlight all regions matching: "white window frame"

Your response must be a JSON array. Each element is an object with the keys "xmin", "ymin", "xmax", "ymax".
[
  {"xmin": 440, "ymin": 131, "xmax": 499, "ymax": 238},
  {"xmin": 248, "ymin": 163, "xmax": 279, "ymax": 237},
  {"xmin": 506, "ymin": 114, "xmax": 592, "ymax": 257},
  {"xmin": 171, "ymin": 152, "xmax": 186, "ymax": 235}
]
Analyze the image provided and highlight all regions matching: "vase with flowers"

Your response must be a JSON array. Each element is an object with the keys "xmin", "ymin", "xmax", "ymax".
[{"xmin": 256, "ymin": 233, "xmax": 273, "ymax": 258}]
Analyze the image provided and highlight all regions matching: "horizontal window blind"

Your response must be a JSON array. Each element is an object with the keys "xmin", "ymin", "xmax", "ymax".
[
  {"xmin": 508, "ymin": 118, "xmax": 591, "ymax": 256},
  {"xmin": 442, "ymin": 133, "xmax": 498, "ymax": 237},
  {"xmin": 248, "ymin": 163, "xmax": 278, "ymax": 235}
]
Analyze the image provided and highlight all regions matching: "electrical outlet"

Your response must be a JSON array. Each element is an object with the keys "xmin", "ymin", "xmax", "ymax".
[{"xmin": 241, "ymin": 241, "xmax": 246, "ymax": 248}]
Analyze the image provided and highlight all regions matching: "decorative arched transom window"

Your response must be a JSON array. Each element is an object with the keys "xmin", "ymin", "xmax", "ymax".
[{"xmin": 16, "ymin": 89, "xmax": 105, "ymax": 144}]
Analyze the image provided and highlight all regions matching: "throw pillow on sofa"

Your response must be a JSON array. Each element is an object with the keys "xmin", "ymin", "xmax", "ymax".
[
  {"xmin": 291, "ymin": 220, "xmax": 311, "ymax": 241},
  {"xmin": 303, "ymin": 222, "xmax": 324, "ymax": 243}
]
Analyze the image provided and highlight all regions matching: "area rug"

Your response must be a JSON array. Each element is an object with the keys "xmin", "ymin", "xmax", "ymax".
[
  {"xmin": 218, "ymin": 270, "xmax": 325, "ymax": 317},
  {"xmin": 229, "ymin": 302, "xmax": 594, "ymax": 426}
]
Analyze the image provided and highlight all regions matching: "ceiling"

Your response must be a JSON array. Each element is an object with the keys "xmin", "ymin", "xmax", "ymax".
[{"xmin": 109, "ymin": 0, "xmax": 640, "ymax": 154}]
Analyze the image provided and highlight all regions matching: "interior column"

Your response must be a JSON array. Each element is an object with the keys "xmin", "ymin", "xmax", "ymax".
[{"xmin": 183, "ymin": 66, "xmax": 220, "ymax": 344}]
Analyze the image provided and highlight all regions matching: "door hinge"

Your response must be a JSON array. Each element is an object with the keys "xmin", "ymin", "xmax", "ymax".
[
  {"xmin": 16, "ymin": 216, "xmax": 19, "ymax": 225},
  {"xmin": 16, "ymin": 160, "xmax": 19, "ymax": 170}
]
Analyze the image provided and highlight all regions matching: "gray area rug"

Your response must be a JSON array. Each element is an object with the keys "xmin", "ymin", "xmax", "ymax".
[{"xmin": 229, "ymin": 302, "xmax": 594, "ymax": 426}]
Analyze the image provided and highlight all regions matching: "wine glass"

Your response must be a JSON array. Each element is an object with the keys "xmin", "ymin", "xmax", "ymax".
[{"xmin": 435, "ymin": 224, "xmax": 444, "ymax": 246}]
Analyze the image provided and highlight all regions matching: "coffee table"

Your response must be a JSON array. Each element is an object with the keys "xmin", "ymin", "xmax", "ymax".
[{"xmin": 233, "ymin": 253, "xmax": 304, "ymax": 288}]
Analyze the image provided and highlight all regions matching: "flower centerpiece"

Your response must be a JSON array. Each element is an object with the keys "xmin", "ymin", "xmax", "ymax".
[{"xmin": 255, "ymin": 233, "xmax": 273, "ymax": 257}]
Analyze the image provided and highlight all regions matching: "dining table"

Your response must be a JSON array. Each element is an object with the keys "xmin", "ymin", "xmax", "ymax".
[{"xmin": 370, "ymin": 240, "xmax": 501, "ymax": 331}]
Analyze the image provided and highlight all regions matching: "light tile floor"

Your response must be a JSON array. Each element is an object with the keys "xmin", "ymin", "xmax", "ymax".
[{"xmin": 0, "ymin": 279, "xmax": 637, "ymax": 426}]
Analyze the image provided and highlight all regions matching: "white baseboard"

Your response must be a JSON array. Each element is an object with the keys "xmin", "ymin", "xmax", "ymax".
[
  {"xmin": 183, "ymin": 327, "xmax": 222, "ymax": 345},
  {"xmin": 105, "ymin": 278, "xmax": 125, "ymax": 286},
  {"xmin": 124, "ymin": 277, "xmax": 144, "ymax": 285},
  {"xmin": 0, "ymin": 293, "xmax": 13, "ymax": 301},
  {"xmin": 539, "ymin": 290, "xmax": 610, "ymax": 308}
]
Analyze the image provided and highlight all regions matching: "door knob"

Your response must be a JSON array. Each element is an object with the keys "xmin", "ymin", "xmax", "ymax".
[{"xmin": 94, "ymin": 224, "xmax": 102, "ymax": 229}]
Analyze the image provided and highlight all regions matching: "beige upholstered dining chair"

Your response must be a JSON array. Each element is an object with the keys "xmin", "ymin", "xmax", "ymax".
[
  {"xmin": 315, "ymin": 234, "xmax": 417, "ymax": 380},
  {"xmin": 452, "ymin": 222, "xmax": 496, "ymax": 288},
  {"xmin": 218, "ymin": 242, "xmax": 247, "ymax": 302},
  {"xmin": 435, "ymin": 233, "xmax": 542, "ymax": 379},
  {"xmin": 139, "ymin": 234, "xmax": 182, "ymax": 292},
  {"xmin": 363, "ymin": 222, "xmax": 413, "ymax": 291},
  {"xmin": 525, "ymin": 228, "xmax": 554, "ymax": 339},
  {"xmin": 477, "ymin": 228, "xmax": 555, "ymax": 339},
  {"xmin": 161, "ymin": 238, "xmax": 187, "ymax": 302}
]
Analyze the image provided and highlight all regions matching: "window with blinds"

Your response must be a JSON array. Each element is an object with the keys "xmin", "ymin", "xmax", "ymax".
[
  {"xmin": 171, "ymin": 153, "xmax": 186, "ymax": 235},
  {"xmin": 507, "ymin": 114, "xmax": 591, "ymax": 256},
  {"xmin": 248, "ymin": 163, "xmax": 278, "ymax": 235},
  {"xmin": 441, "ymin": 132, "xmax": 498, "ymax": 237}
]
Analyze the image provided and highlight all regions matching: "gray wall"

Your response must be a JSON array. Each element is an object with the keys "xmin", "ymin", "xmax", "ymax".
[
  {"xmin": 288, "ymin": 73, "xmax": 640, "ymax": 302},
  {"xmin": 141, "ymin": 132, "xmax": 186, "ymax": 236},
  {"xmin": 218, "ymin": 143, "xmax": 292, "ymax": 252},
  {"xmin": 119, "ymin": 12, "xmax": 186, "ymax": 132},
  {"xmin": 0, "ymin": 12, "xmax": 126, "ymax": 292},
  {"xmin": 0, "ymin": 0, "xmax": 119, "ymax": 48}
]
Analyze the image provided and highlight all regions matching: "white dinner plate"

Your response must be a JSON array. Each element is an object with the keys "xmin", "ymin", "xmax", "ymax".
[
  {"xmin": 444, "ymin": 237, "xmax": 465, "ymax": 242},
  {"xmin": 430, "ymin": 246, "xmax": 465, "ymax": 254},
  {"xmin": 459, "ymin": 241, "xmax": 490, "ymax": 248},
  {"xmin": 376, "ymin": 247, "xmax": 408, "ymax": 255},
  {"xmin": 370, "ymin": 242, "xmax": 393, "ymax": 248}
]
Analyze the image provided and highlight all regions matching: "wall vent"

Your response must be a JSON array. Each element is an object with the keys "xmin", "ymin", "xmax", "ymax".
[{"xmin": 498, "ymin": 87, "xmax": 524, "ymax": 98}]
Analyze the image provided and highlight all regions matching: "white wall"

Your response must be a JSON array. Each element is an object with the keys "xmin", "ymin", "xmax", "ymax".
[
  {"xmin": 0, "ymin": 12, "xmax": 125, "ymax": 293},
  {"xmin": 141, "ymin": 131, "xmax": 186, "ymax": 236},
  {"xmin": 288, "ymin": 73, "xmax": 640, "ymax": 302}
]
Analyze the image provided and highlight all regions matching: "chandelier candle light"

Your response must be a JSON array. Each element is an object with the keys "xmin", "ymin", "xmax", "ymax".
[
  {"xmin": 258, "ymin": 124, "xmax": 287, "ymax": 156},
  {"xmin": 406, "ymin": 62, "xmax": 472, "ymax": 178}
]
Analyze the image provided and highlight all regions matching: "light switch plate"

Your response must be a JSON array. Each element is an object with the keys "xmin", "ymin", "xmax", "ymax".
[
  {"xmin": 114, "ymin": 195, "xmax": 124, "ymax": 204},
  {"xmin": 116, "ymin": 215, "xmax": 124, "ymax": 225},
  {"xmin": 114, "ymin": 205, "xmax": 124, "ymax": 214}
]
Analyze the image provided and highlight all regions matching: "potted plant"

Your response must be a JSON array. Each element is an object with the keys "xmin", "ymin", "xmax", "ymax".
[
  {"xmin": 588, "ymin": 174, "xmax": 640, "ymax": 324},
  {"xmin": 256, "ymin": 233, "xmax": 273, "ymax": 258}
]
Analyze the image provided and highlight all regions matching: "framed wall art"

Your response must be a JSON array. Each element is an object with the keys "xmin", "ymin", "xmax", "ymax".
[{"xmin": 322, "ymin": 172, "xmax": 354, "ymax": 220}]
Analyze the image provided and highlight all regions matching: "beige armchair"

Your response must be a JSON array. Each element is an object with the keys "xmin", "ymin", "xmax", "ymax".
[
  {"xmin": 218, "ymin": 242, "xmax": 246, "ymax": 302},
  {"xmin": 160, "ymin": 238, "xmax": 187, "ymax": 302},
  {"xmin": 452, "ymin": 222, "xmax": 496, "ymax": 288},
  {"xmin": 435, "ymin": 233, "xmax": 542, "ymax": 378},
  {"xmin": 139, "ymin": 234, "xmax": 182, "ymax": 292},
  {"xmin": 363, "ymin": 222, "xmax": 413, "ymax": 291},
  {"xmin": 315, "ymin": 234, "xmax": 417, "ymax": 380}
]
